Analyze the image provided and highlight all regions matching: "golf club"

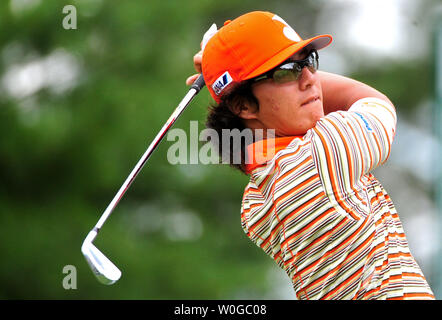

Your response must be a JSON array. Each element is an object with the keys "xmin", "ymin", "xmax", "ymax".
[{"xmin": 81, "ymin": 75, "xmax": 205, "ymax": 285}]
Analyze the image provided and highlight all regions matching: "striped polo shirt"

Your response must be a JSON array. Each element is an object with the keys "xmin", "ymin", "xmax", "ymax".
[{"xmin": 241, "ymin": 97, "xmax": 435, "ymax": 300}]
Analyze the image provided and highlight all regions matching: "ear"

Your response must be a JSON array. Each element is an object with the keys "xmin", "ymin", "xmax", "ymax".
[{"xmin": 231, "ymin": 102, "xmax": 259, "ymax": 120}]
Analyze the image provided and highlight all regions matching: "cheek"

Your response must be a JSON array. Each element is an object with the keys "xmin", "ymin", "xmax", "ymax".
[
  {"xmin": 259, "ymin": 94, "xmax": 281, "ymax": 112},
  {"xmin": 272, "ymin": 103, "xmax": 281, "ymax": 112}
]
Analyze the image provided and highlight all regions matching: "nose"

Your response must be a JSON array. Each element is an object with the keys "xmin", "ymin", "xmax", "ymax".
[{"xmin": 298, "ymin": 66, "xmax": 316, "ymax": 91}]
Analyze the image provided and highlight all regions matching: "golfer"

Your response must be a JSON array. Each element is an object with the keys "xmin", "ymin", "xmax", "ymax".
[{"xmin": 187, "ymin": 11, "xmax": 435, "ymax": 300}]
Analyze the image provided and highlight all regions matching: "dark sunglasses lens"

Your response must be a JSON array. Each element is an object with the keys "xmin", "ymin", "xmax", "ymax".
[
  {"xmin": 306, "ymin": 54, "xmax": 319, "ymax": 73},
  {"xmin": 254, "ymin": 51, "xmax": 319, "ymax": 83},
  {"xmin": 273, "ymin": 68, "xmax": 299, "ymax": 83},
  {"xmin": 273, "ymin": 51, "xmax": 319, "ymax": 83}
]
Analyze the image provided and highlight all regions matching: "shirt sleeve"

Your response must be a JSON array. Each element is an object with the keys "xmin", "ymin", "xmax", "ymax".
[{"xmin": 310, "ymin": 97, "xmax": 397, "ymax": 219}]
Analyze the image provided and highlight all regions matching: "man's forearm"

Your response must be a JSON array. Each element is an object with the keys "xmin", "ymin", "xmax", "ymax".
[{"xmin": 319, "ymin": 71, "xmax": 393, "ymax": 114}]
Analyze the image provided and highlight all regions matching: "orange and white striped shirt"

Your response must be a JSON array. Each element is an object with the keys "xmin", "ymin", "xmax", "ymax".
[{"xmin": 241, "ymin": 97, "xmax": 435, "ymax": 300}]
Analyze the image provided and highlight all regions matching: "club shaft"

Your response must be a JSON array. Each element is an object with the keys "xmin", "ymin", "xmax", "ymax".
[{"xmin": 93, "ymin": 86, "xmax": 200, "ymax": 232}]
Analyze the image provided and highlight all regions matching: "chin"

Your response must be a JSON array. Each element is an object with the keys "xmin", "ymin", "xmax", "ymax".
[
  {"xmin": 305, "ymin": 116, "xmax": 322, "ymax": 132},
  {"xmin": 313, "ymin": 107, "xmax": 325, "ymax": 121},
  {"xmin": 306, "ymin": 111, "xmax": 321, "ymax": 124}
]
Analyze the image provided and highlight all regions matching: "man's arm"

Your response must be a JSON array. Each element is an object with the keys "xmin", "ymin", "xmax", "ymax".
[{"xmin": 318, "ymin": 71, "xmax": 393, "ymax": 114}]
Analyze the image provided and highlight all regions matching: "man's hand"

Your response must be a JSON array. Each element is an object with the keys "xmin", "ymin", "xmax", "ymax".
[
  {"xmin": 186, "ymin": 24, "xmax": 217, "ymax": 86},
  {"xmin": 185, "ymin": 50, "xmax": 203, "ymax": 86}
]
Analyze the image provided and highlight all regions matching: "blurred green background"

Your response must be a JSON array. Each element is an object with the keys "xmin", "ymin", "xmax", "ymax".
[{"xmin": 0, "ymin": 0, "xmax": 441, "ymax": 299}]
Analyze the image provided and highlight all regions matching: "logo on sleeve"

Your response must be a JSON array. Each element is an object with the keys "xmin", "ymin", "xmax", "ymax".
[
  {"xmin": 212, "ymin": 71, "xmax": 233, "ymax": 96},
  {"xmin": 355, "ymin": 112, "xmax": 373, "ymax": 132}
]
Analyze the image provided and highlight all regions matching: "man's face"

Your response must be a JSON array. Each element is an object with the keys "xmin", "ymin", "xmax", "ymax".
[{"xmin": 249, "ymin": 51, "xmax": 324, "ymax": 137}]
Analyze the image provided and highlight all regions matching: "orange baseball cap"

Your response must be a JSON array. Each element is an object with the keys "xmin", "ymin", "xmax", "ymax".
[{"xmin": 202, "ymin": 11, "xmax": 332, "ymax": 102}]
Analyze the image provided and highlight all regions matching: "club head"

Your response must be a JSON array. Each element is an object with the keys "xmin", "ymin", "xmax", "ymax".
[{"xmin": 81, "ymin": 230, "xmax": 121, "ymax": 285}]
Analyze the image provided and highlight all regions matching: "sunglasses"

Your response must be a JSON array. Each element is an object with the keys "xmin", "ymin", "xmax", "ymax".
[{"xmin": 251, "ymin": 49, "xmax": 319, "ymax": 84}]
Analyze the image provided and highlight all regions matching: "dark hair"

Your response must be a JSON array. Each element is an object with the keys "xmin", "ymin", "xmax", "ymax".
[{"xmin": 205, "ymin": 81, "xmax": 259, "ymax": 174}]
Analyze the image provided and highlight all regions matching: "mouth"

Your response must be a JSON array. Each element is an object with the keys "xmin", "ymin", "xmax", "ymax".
[{"xmin": 301, "ymin": 96, "xmax": 320, "ymax": 106}]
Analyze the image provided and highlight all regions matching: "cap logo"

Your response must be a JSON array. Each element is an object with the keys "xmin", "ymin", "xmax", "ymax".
[
  {"xmin": 272, "ymin": 15, "xmax": 301, "ymax": 42},
  {"xmin": 212, "ymin": 71, "xmax": 233, "ymax": 95}
]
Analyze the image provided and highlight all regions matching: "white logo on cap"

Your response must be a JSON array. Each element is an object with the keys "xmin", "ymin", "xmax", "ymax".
[
  {"xmin": 212, "ymin": 71, "xmax": 233, "ymax": 95},
  {"xmin": 272, "ymin": 15, "xmax": 301, "ymax": 42}
]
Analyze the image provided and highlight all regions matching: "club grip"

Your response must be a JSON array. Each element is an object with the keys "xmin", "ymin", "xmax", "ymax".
[{"xmin": 190, "ymin": 74, "xmax": 206, "ymax": 93}]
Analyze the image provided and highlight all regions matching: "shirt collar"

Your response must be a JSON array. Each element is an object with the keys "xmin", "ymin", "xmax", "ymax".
[{"xmin": 245, "ymin": 136, "xmax": 298, "ymax": 174}]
